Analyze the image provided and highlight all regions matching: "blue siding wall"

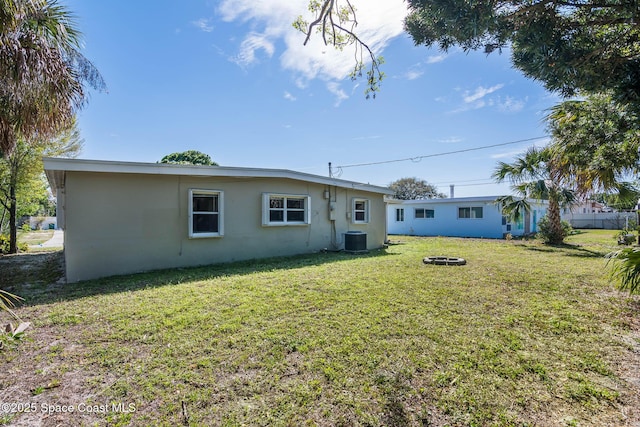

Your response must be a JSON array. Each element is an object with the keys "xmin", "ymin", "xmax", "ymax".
[{"xmin": 387, "ymin": 197, "xmax": 547, "ymax": 239}]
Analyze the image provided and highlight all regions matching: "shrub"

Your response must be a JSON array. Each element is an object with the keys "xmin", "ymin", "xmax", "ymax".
[
  {"xmin": 0, "ymin": 234, "xmax": 9, "ymax": 254},
  {"xmin": 616, "ymin": 229, "xmax": 636, "ymax": 245},
  {"xmin": 537, "ymin": 215, "xmax": 573, "ymax": 244},
  {"xmin": 0, "ymin": 234, "xmax": 29, "ymax": 254}
]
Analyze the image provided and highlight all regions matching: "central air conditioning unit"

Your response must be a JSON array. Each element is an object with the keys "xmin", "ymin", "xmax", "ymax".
[{"xmin": 344, "ymin": 231, "xmax": 367, "ymax": 253}]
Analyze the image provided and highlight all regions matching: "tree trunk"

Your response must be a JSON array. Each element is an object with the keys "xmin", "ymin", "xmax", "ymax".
[
  {"xmin": 9, "ymin": 180, "xmax": 17, "ymax": 253},
  {"xmin": 547, "ymin": 194, "xmax": 564, "ymax": 245},
  {"xmin": 0, "ymin": 208, "xmax": 6, "ymax": 234}
]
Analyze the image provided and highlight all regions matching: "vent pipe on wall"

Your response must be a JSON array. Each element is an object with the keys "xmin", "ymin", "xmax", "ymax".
[{"xmin": 450, "ymin": 185, "xmax": 455, "ymax": 198}]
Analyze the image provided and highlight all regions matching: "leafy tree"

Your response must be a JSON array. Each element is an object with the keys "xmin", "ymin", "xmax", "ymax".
[
  {"xmin": 299, "ymin": 0, "xmax": 640, "ymax": 107},
  {"xmin": 0, "ymin": 121, "xmax": 82, "ymax": 253},
  {"xmin": 159, "ymin": 150, "xmax": 218, "ymax": 166},
  {"xmin": 0, "ymin": 0, "xmax": 104, "ymax": 156},
  {"xmin": 389, "ymin": 177, "xmax": 446, "ymax": 200},
  {"xmin": 591, "ymin": 187, "xmax": 640, "ymax": 211},
  {"xmin": 493, "ymin": 147, "xmax": 576, "ymax": 244},
  {"xmin": 293, "ymin": 0, "xmax": 384, "ymax": 98}
]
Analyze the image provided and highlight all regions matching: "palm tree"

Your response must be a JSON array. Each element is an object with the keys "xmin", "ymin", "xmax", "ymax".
[
  {"xmin": 493, "ymin": 147, "xmax": 576, "ymax": 244},
  {"xmin": 547, "ymin": 94, "xmax": 640, "ymax": 293},
  {"xmin": 0, "ymin": 0, "xmax": 104, "ymax": 156},
  {"xmin": 546, "ymin": 94, "xmax": 640, "ymax": 196}
]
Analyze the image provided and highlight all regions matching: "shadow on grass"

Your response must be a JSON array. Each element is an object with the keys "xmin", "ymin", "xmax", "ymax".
[
  {"xmin": 0, "ymin": 251, "xmax": 65, "ymax": 288},
  {"xmin": 4, "ymin": 248, "xmax": 395, "ymax": 307},
  {"xmin": 521, "ymin": 243, "xmax": 610, "ymax": 258}
]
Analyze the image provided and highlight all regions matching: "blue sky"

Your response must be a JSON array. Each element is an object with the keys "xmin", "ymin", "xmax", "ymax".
[{"xmin": 65, "ymin": 0, "xmax": 559, "ymax": 197}]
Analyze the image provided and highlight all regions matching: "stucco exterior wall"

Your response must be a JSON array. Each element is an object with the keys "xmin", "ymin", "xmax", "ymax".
[
  {"xmin": 63, "ymin": 171, "xmax": 387, "ymax": 282},
  {"xmin": 387, "ymin": 198, "xmax": 547, "ymax": 239}
]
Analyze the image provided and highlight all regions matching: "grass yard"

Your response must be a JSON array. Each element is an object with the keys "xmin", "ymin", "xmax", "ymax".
[
  {"xmin": 1, "ymin": 231, "xmax": 639, "ymax": 426},
  {"xmin": 16, "ymin": 230, "xmax": 54, "ymax": 246}
]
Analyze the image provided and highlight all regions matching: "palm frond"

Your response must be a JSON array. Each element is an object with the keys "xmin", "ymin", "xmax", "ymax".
[
  {"xmin": 607, "ymin": 248, "xmax": 640, "ymax": 294},
  {"xmin": 495, "ymin": 195, "xmax": 531, "ymax": 223},
  {"xmin": 0, "ymin": 289, "xmax": 24, "ymax": 321}
]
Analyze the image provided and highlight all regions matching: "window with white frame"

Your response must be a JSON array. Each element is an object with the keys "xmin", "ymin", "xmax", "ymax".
[
  {"xmin": 502, "ymin": 215, "xmax": 512, "ymax": 231},
  {"xmin": 458, "ymin": 206, "xmax": 483, "ymax": 219},
  {"xmin": 415, "ymin": 208, "xmax": 435, "ymax": 219},
  {"xmin": 189, "ymin": 189, "xmax": 223, "ymax": 238},
  {"xmin": 352, "ymin": 198, "xmax": 369, "ymax": 223},
  {"xmin": 262, "ymin": 193, "xmax": 310, "ymax": 226},
  {"xmin": 396, "ymin": 208, "xmax": 404, "ymax": 222}
]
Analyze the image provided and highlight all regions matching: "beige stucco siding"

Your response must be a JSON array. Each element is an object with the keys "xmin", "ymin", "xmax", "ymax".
[{"xmin": 63, "ymin": 171, "xmax": 387, "ymax": 282}]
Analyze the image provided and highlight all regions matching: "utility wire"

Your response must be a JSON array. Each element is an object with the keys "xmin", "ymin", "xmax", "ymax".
[
  {"xmin": 336, "ymin": 136, "xmax": 548, "ymax": 169},
  {"xmin": 431, "ymin": 178, "xmax": 495, "ymax": 185},
  {"xmin": 453, "ymin": 181, "xmax": 500, "ymax": 187}
]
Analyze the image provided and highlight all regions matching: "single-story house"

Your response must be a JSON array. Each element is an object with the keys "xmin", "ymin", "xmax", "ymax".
[
  {"xmin": 387, "ymin": 196, "xmax": 548, "ymax": 239},
  {"xmin": 28, "ymin": 216, "xmax": 57, "ymax": 230},
  {"xmin": 44, "ymin": 158, "xmax": 393, "ymax": 282}
]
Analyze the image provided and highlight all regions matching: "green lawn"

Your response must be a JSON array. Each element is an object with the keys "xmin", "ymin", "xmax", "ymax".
[{"xmin": 1, "ymin": 231, "xmax": 639, "ymax": 426}]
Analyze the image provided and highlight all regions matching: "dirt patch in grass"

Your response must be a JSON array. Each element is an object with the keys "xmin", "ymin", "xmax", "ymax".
[
  {"xmin": 1, "ymin": 324, "xmax": 108, "ymax": 427},
  {"xmin": 616, "ymin": 298, "xmax": 640, "ymax": 425}
]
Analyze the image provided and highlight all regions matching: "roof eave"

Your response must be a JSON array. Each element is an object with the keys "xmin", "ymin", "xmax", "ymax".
[{"xmin": 42, "ymin": 157, "xmax": 394, "ymax": 195}]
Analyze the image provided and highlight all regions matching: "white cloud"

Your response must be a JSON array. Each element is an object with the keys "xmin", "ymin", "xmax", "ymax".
[
  {"xmin": 438, "ymin": 137, "xmax": 463, "ymax": 144},
  {"xmin": 231, "ymin": 33, "xmax": 275, "ymax": 68},
  {"xmin": 447, "ymin": 83, "xmax": 507, "ymax": 113},
  {"xmin": 284, "ymin": 91, "xmax": 297, "ymax": 101},
  {"xmin": 294, "ymin": 77, "xmax": 308, "ymax": 90},
  {"xmin": 491, "ymin": 138, "xmax": 551, "ymax": 159},
  {"xmin": 497, "ymin": 96, "xmax": 526, "ymax": 113},
  {"xmin": 192, "ymin": 18, "xmax": 214, "ymax": 32},
  {"xmin": 326, "ymin": 82, "xmax": 349, "ymax": 107},
  {"xmin": 491, "ymin": 149, "xmax": 525, "ymax": 159},
  {"xmin": 218, "ymin": 0, "xmax": 408, "ymax": 84},
  {"xmin": 426, "ymin": 54, "xmax": 447, "ymax": 64},
  {"xmin": 403, "ymin": 68, "xmax": 424, "ymax": 80},
  {"xmin": 463, "ymin": 84, "xmax": 504, "ymax": 104}
]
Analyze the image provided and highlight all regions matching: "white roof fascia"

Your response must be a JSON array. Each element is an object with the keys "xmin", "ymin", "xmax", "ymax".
[
  {"xmin": 386, "ymin": 196, "xmax": 499, "ymax": 204},
  {"xmin": 43, "ymin": 157, "xmax": 394, "ymax": 195},
  {"xmin": 386, "ymin": 196, "xmax": 549, "ymax": 205}
]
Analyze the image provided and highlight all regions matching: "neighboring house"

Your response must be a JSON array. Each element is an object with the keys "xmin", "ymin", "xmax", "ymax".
[
  {"xmin": 44, "ymin": 158, "xmax": 393, "ymax": 282},
  {"xmin": 387, "ymin": 196, "xmax": 548, "ymax": 239},
  {"xmin": 560, "ymin": 200, "xmax": 635, "ymax": 229},
  {"xmin": 565, "ymin": 200, "xmax": 608, "ymax": 214},
  {"xmin": 28, "ymin": 216, "xmax": 57, "ymax": 230}
]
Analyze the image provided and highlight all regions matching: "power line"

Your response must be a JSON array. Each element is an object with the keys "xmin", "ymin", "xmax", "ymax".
[
  {"xmin": 431, "ymin": 178, "xmax": 494, "ymax": 185},
  {"xmin": 454, "ymin": 181, "xmax": 501, "ymax": 187},
  {"xmin": 336, "ymin": 136, "xmax": 548, "ymax": 169}
]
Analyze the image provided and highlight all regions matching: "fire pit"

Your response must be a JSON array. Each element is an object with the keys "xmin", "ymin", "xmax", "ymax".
[{"xmin": 423, "ymin": 256, "xmax": 466, "ymax": 266}]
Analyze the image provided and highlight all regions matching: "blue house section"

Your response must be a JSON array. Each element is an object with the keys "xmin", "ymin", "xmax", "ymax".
[{"xmin": 387, "ymin": 196, "xmax": 548, "ymax": 239}]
